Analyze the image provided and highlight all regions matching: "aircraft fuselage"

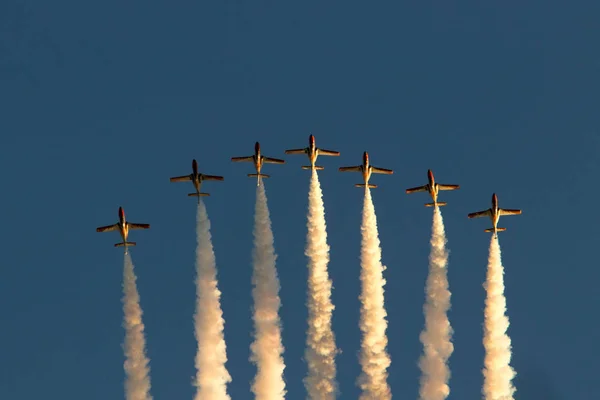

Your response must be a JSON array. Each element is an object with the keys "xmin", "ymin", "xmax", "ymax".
[
  {"xmin": 427, "ymin": 170, "xmax": 438, "ymax": 202},
  {"xmin": 191, "ymin": 159, "xmax": 201, "ymax": 193},
  {"xmin": 252, "ymin": 142, "xmax": 264, "ymax": 173},
  {"xmin": 308, "ymin": 135, "xmax": 318, "ymax": 167},
  {"xmin": 118, "ymin": 207, "xmax": 129, "ymax": 242},
  {"xmin": 490, "ymin": 193, "xmax": 500, "ymax": 228},
  {"xmin": 362, "ymin": 152, "xmax": 373, "ymax": 183}
]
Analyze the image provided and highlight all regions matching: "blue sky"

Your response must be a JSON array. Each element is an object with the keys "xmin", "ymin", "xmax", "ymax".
[{"xmin": 1, "ymin": 1, "xmax": 598, "ymax": 398}]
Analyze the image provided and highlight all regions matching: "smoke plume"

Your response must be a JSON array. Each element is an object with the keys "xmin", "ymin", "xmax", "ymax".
[
  {"xmin": 122, "ymin": 253, "xmax": 153, "ymax": 400},
  {"xmin": 482, "ymin": 236, "xmax": 516, "ymax": 400},
  {"xmin": 418, "ymin": 207, "xmax": 454, "ymax": 400},
  {"xmin": 304, "ymin": 170, "xmax": 338, "ymax": 399},
  {"xmin": 357, "ymin": 188, "xmax": 392, "ymax": 400},
  {"xmin": 250, "ymin": 183, "xmax": 287, "ymax": 400},
  {"xmin": 192, "ymin": 200, "xmax": 231, "ymax": 400}
]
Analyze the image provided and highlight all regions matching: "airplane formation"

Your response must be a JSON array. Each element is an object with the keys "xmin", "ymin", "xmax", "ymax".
[{"xmin": 96, "ymin": 134, "xmax": 522, "ymax": 251}]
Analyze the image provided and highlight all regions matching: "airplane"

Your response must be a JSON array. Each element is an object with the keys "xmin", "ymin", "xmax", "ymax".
[
  {"xmin": 468, "ymin": 193, "xmax": 522, "ymax": 236},
  {"xmin": 96, "ymin": 207, "xmax": 150, "ymax": 253},
  {"xmin": 284, "ymin": 134, "xmax": 340, "ymax": 170},
  {"xmin": 231, "ymin": 142, "xmax": 285, "ymax": 185},
  {"xmin": 405, "ymin": 169, "xmax": 460, "ymax": 207},
  {"xmin": 169, "ymin": 159, "xmax": 224, "ymax": 203},
  {"xmin": 338, "ymin": 151, "xmax": 393, "ymax": 188}
]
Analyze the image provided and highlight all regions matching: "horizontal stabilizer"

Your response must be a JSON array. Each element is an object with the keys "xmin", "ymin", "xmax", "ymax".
[
  {"xmin": 188, "ymin": 193, "xmax": 210, "ymax": 197},
  {"xmin": 425, "ymin": 202, "xmax": 447, "ymax": 207},
  {"xmin": 115, "ymin": 242, "xmax": 136, "ymax": 247},
  {"xmin": 248, "ymin": 173, "xmax": 270, "ymax": 178},
  {"xmin": 355, "ymin": 183, "xmax": 378, "ymax": 189},
  {"xmin": 302, "ymin": 165, "xmax": 324, "ymax": 170},
  {"xmin": 484, "ymin": 228, "xmax": 507, "ymax": 233}
]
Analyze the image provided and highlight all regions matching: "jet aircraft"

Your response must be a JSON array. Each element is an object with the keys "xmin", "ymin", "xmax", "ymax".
[
  {"xmin": 338, "ymin": 151, "xmax": 393, "ymax": 188},
  {"xmin": 468, "ymin": 193, "xmax": 522, "ymax": 236},
  {"xmin": 96, "ymin": 207, "xmax": 150, "ymax": 253},
  {"xmin": 406, "ymin": 169, "xmax": 459, "ymax": 207},
  {"xmin": 231, "ymin": 142, "xmax": 285, "ymax": 185},
  {"xmin": 285, "ymin": 134, "xmax": 340, "ymax": 170},
  {"xmin": 169, "ymin": 159, "xmax": 224, "ymax": 202}
]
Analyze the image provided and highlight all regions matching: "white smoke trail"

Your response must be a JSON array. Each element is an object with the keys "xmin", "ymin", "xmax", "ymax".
[
  {"xmin": 250, "ymin": 183, "xmax": 286, "ymax": 400},
  {"xmin": 418, "ymin": 207, "xmax": 454, "ymax": 400},
  {"xmin": 193, "ymin": 200, "xmax": 231, "ymax": 400},
  {"xmin": 122, "ymin": 253, "xmax": 153, "ymax": 400},
  {"xmin": 304, "ymin": 170, "xmax": 338, "ymax": 399},
  {"xmin": 357, "ymin": 188, "xmax": 392, "ymax": 400},
  {"xmin": 482, "ymin": 235, "xmax": 516, "ymax": 400}
]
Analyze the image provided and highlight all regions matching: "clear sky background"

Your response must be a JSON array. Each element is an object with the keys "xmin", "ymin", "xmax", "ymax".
[{"xmin": 1, "ymin": 1, "xmax": 598, "ymax": 399}]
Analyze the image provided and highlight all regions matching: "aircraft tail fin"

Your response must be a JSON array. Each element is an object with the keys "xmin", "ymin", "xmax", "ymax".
[
  {"xmin": 248, "ymin": 173, "xmax": 270, "ymax": 178},
  {"xmin": 302, "ymin": 165, "xmax": 324, "ymax": 170},
  {"xmin": 355, "ymin": 183, "xmax": 378, "ymax": 189},
  {"xmin": 484, "ymin": 227, "xmax": 506, "ymax": 233},
  {"xmin": 425, "ymin": 202, "xmax": 447, "ymax": 207},
  {"xmin": 188, "ymin": 192, "xmax": 210, "ymax": 197},
  {"xmin": 115, "ymin": 242, "xmax": 136, "ymax": 247}
]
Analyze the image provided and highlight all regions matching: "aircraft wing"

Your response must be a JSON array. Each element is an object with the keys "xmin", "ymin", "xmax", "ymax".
[
  {"xmin": 128, "ymin": 223, "xmax": 150, "ymax": 230},
  {"xmin": 96, "ymin": 223, "xmax": 119, "ymax": 233},
  {"xmin": 468, "ymin": 209, "xmax": 492, "ymax": 219},
  {"xmin": 285, "ymin": 148, "xmax": 307, "ymax": 155},
  {"xmin": 170, "ymin": 174, "xmax": 192, "ymax": 182},
  {"xmin": 339, "ymin": 166, "xmax": 362, "ymax": 172},
  {"xmin": 263, "ymin": 157, "xmax": 285, "ymax": 164},
  {"xmin": 202, "ymin": 175, "xmax": 224, "ymax": 181},
  {"xmin": 318, "ymin": 149, "xmax": 340, "ymax": 156},
  {"xmin": 438, "ymin": 184, "xmax": 460, "ymax": 191},
  {"xmin": 499, "ymin": 208, "xmax": 522, "ymax": 216},
  {"xmin": 231, "ymin": 156, "xmax": 253, "ymax": 162},
  {"xmin": 406, "ymin": 185, "xmax": 428, "ymax": 194},
  {"xmin": 372, "ymin": 167, "xmax": 394, "ymax": 175}
]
